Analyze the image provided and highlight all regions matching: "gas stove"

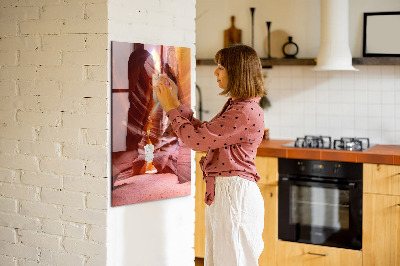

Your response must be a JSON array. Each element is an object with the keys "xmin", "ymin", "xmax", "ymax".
[{"xmin": 283, "ymin": 135, "xmax": 373, "ymax": 151}]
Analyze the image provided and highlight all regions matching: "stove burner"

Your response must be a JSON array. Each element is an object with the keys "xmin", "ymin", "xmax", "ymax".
[
  {"xmin": 333, "ymin": 137, "xmax": 370, "ymax": 151},
  {"xmin": 295, "ymin": 135, "xmax": 332, "ymax": 149}
]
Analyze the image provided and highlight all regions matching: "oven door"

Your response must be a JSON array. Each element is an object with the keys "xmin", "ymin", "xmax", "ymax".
[{"xmin": 278, "ymin": 176, "xmax": 362, "ymax": 250}]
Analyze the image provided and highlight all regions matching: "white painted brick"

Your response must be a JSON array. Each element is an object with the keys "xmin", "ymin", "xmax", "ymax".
[
  {"xmin": 37, "ymin": 66, "xmax": 83, "ymax": 82},
  {"xmin": 0, "ymin": 51, "xmax": 17, "ymax": 65},
  {"xmin": 85, "ymin": 129, "xmax": 107, "ymax": 145},
  {"xmin": 0, "ymin": 254, "xmax": 16, "ymax": 266},
  {"xmin": 61, "ymin": 81, "xmax": 107, "ymax": 98},
  {"xmin": 85, "ymin": 3, "xmax": 107, "ymax": 20},
  {"xmin": 86, "ymin": 193, "xmax": 107, "ymax": 210},
  {"xmin": 20, "ymin": 200, "xmax": 61, "ymax": 219},
  {"xmin": 87, "ymin": 225, "xmax": 105, "ymax": 243},
  {"xmin": 0, "ymin": 196, "xmax": 17, "ymax": 213},
  {"xmin": 64, "ymin": 222, "xmax": 85, "ymax": 239},
  {"xmin": 8, "ymin": 96, "xmax": 40, "ymax": 112},
  {"xmin": 0, "ymin": 212, "xmax": 41, "ymax": 231},
  {"xmin": 0, "ymin": 139, "xmax": 18, "ymax": 154},
  {"xmin": 86, "ymin": 254, "xmax": 106, "ymax": 266},
  {"xmin": 0, "ymin": 241, "xmax": 39, "ymax": 261},
  {"xmin": 0, "ymin": 110, "xmax": 16, "ymax": 124},
  {"xmin": 85, "ymin": 34, "xmax": 108, "ymax": 51},
  {"xmin": 0, "ymin": 7, "xmax": 39, "ymax": 22},
  {"xmin": 19, "ymin": 230, "xmax": 61, "ymax": 251},
  {"xmin": 63, "ymin": 50, "xmax": 107, "ymax": 65},
  {"xmin": 61, "ymin": 19, "xmax": 107, "ymax": 34},
  {"xmin": 0, "ymin": 66, "xmax": 36, "ymax": 81},
  {"xmin": 41, "ymin": 4, "xmax": 84, "ymax": 20},
  {"xmin": 40, "ymin": 158, "xmax": 84, "ymax": 175},
  {"xmin": 0, "ymin": 36, "xmax": 40, "ymax": 52},
  {"xmin": 84, "ymin": 160, "xmax": 106, "ymax": 177},
  {"xmin": 18, "ymin": 259, "xmax": 41, "ymax": 266},
  {"xmin": 64, "ymin": 175, "xmax": 107, "ymax": 194},
  {"xmin": 41, "ymin": 188, "xmax": 85, "ymax": 208},
  {"xmin": 0, "ymin": 168, "xmax": 16, "ymax": 183},
  {"xmin": 84, "ymin": 98, "xmax": 108, "ymax": 113},
  {"xmin": 41, "ymin": 219, "xmax": 64, "ymax": 236},
  {"xmin": 40, "ymin": 249, "xmax": 85, "ymax": 266},
  {"xmin": 21, "ymin": 171, "xmax": 62, "ymax": 189},
  {"xmin": 0, "ymin": 183, "xmax": 39, "ymax": 201},
  {"xmin": 0, "ymin": 154, "xmax": 39, "ymax": 171},
  {"xmin": 19, "ymin": 141, "xmax": 58, "ymax": 157},
  {"xmin": 85, "ymin": 65, "xmax": 107, "ymax": 81},
  {"xmin": 18, "ymin": 80, "xmax": 60, "ymax": 97},
  {"xmin": 38, "ymin": 127, "xmax": 79, "ymax": 143},
  {"xmin": 20, "ymin": 21, "xmax": 61, "ymax": 35},
  {"xmin": 19, "ymin": 51, "xmax": 62, "ymax": 66},
  {"xmin": 42, "ymin": 34, "xmax": 85, "ymax": 51},
  {"xmin": 16, "ymin": 111, "xmax": 61, "ymax": 127},
  {"xmin": 63, "ymin": 237, "xmax": 106, "ymax": 256},
  {"xmin": 0, "ymin": 125, "xmax": 34, "ymax": 141},
  {"xmin": 0, "ymin": 81, "xmax": 16, "ymax": 96},
  {"xmin": 5, "ymin": 0, "xmax": 62, "ymax": 6},
  {"xmin": 38, "ymin": 96, "xmax": 83, "ymax": 113},
  {"xmin": 62, "ymin": 113, "xmax": 107, "ymax": 129},
  {"xmin": 63, "ymin": 144, "xmax": 106, "ymax": 161},
  {"xmin": 61, "ymin": 207, "xmax": 106, "ymax": 226},
  {"xmin": 0, "ymin": 226, "xmax": 17, "ymax": 243}
]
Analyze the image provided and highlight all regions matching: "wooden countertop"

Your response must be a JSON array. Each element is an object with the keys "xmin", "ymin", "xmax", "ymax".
[{"xmin": 256, "ymin": 139, "xmax": 400, "ymax": 165}]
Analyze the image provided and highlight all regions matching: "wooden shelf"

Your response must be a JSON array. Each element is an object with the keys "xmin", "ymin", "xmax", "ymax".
[{"xmin": 196, "ymin": 57, "xmax": 400, "ymax": 67}]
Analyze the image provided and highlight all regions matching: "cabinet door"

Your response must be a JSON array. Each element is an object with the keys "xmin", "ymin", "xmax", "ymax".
[
  {"xmin": 195, "ymin": 152, "xmax": 207, "ymax": 258},
  {"xmin": 364, "ymin": 164, "xmax": 400, "ymax": 196},
  {"xmin": 255, "ymin": 156, "xmax": 278, "ymax": 186},
  {"xmin": 277, "ymin": 241, "xmax": 362, "ymax": 266},
  {"xmin": 259, "ymin": 185, "xmax": 278, "ymax": 266},
  {"xmin": 363, "ymin": 193, "xmax": 400, "ymax": 266}
]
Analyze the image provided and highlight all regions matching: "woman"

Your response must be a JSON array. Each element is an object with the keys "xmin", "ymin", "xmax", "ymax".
[{"xmin": 155, "ymin": 44, "xmax": 266, "ymax": 266}]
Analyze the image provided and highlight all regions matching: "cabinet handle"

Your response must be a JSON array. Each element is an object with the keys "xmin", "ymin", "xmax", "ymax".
[
  {"xmin": 307, "ymin": 252, "xmax": 328, "ymax": 256},
  {"xmin": 397, "ymin": 204, "xmax": 400, "ymax": 207}
]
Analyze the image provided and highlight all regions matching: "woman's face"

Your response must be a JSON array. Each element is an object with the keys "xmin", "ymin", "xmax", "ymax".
[{"xmin": 214, "ymin": 64, "xmax": 228, "ymax": 90}]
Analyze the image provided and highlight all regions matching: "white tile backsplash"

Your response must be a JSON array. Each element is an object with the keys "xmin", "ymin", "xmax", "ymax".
[{"xmin": 196, "ymin": 65, "xmax": 400, "ymax": 144}]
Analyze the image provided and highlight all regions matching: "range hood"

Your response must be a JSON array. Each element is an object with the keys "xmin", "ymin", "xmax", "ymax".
[{"xmin": 314, "ymin": 0, "xmax": 358, "ymax": 71}]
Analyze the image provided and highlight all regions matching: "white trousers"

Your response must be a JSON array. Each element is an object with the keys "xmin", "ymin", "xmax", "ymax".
[{"xmin": 205, "ymin": 176, "xmax": 264, "ymax": 266}]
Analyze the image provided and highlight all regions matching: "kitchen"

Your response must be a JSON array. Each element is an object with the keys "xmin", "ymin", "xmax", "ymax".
[{"xmin": 194, "ymin": 0, "xmax": 400, "ymax": 265}]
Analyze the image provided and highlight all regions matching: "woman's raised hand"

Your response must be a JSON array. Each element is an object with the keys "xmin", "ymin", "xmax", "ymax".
[{"xmin": 154, "ymin": 75, "xmax": 177, "ymax": 113}]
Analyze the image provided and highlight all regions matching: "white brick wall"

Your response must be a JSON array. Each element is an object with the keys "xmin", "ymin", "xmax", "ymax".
[{"xmin": 0, "ymin": 0, "xmax": 108, "ymax": 265}]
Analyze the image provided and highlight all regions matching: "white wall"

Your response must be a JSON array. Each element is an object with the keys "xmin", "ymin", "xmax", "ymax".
[
  {"xmin": 0, "ymin": 0, "xmax": 108, "ymax": 265},
  {"xmin": 107, "ymin": 1, "xmax": 196, "ymax": 266},
  {"xmin": 196, "ymin": 0, "xmax": 400, "ymax": 58},
  {"xmin": 196, "ymin": 0, "xmax": 400, "ymax": 145}
]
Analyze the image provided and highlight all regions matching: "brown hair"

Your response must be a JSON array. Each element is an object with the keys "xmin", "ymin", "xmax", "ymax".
[{"xmin": 214, "ymin": 44, "xmax": 266, "ymax": 98}]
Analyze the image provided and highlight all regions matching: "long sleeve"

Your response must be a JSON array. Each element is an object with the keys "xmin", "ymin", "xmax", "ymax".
[{"xmin": 166, "ymin": 106, "xmax": 249, "ymax": 152}]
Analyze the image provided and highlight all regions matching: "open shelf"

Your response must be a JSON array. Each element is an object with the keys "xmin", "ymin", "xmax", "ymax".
[{"xmin": 196, "ymin": 57, "xmax": 400, "ymax": 67}]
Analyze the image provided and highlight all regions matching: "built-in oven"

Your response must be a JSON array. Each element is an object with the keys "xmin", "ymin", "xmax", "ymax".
[{"xmin": 278, "ymin": 158, "xmax": 363, "ymax": 250}]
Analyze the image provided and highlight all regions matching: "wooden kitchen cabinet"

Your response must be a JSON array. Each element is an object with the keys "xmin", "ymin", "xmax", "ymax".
[
  {"xmin": 258, "ymin": 184, "xmax": 278, "ymax": 266},
  {"xmin": 363, "ymin": 163, "xmax": 400, "ymax": 266},
  {"xmin": 195, "ymin": 152, "xmax": 207, "ymax": 258},
  {"xmin": 255, "ymin": 156, "xmax": 278, "ymax": 186},
  {"xmin": 364, "ymin": 163, "xmax": 400, "ymax": 196},
  {"xmin": 363, "ymin": 190, "xmax": 400, "ymax": 266},
  {"xmin": 276, "ymin": 241, "xmax": 362, "ymax": 266}
]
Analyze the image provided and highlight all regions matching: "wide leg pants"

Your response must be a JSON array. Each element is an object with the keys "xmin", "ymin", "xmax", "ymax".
[{"xmin": 205, "ymin": 176, "xmax": 265, "ymax": 266}]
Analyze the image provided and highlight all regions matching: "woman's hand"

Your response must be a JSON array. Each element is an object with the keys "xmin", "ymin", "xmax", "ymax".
[
  {"xmin": 154, "ymin": 75, "xmax": 177, "ymax": 113},
  {"xmin": 162, "ymin": 76, "xmax": 180, "ymax": 109}
]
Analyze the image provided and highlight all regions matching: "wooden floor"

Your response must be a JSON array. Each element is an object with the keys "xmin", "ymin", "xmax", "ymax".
[{"xmin": 195, "ymin": 257, "xmax": 204, "ymax": 266}]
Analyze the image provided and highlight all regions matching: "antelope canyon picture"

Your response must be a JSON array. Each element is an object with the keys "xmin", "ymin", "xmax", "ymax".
[{"xmin": 111, "ymin": 41, "xmax": 191, "ymax": 207}]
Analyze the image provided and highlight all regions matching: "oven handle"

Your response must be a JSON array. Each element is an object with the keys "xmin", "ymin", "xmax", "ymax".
[{"xmin": 280, "ymin": 177, "xmax": 357, "ymax": 189}]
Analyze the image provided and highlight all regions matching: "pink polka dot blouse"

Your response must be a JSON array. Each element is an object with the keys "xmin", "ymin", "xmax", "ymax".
[{"xmin": 166, "ymin": 97, "xmax": 265, "ymax": 205}]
